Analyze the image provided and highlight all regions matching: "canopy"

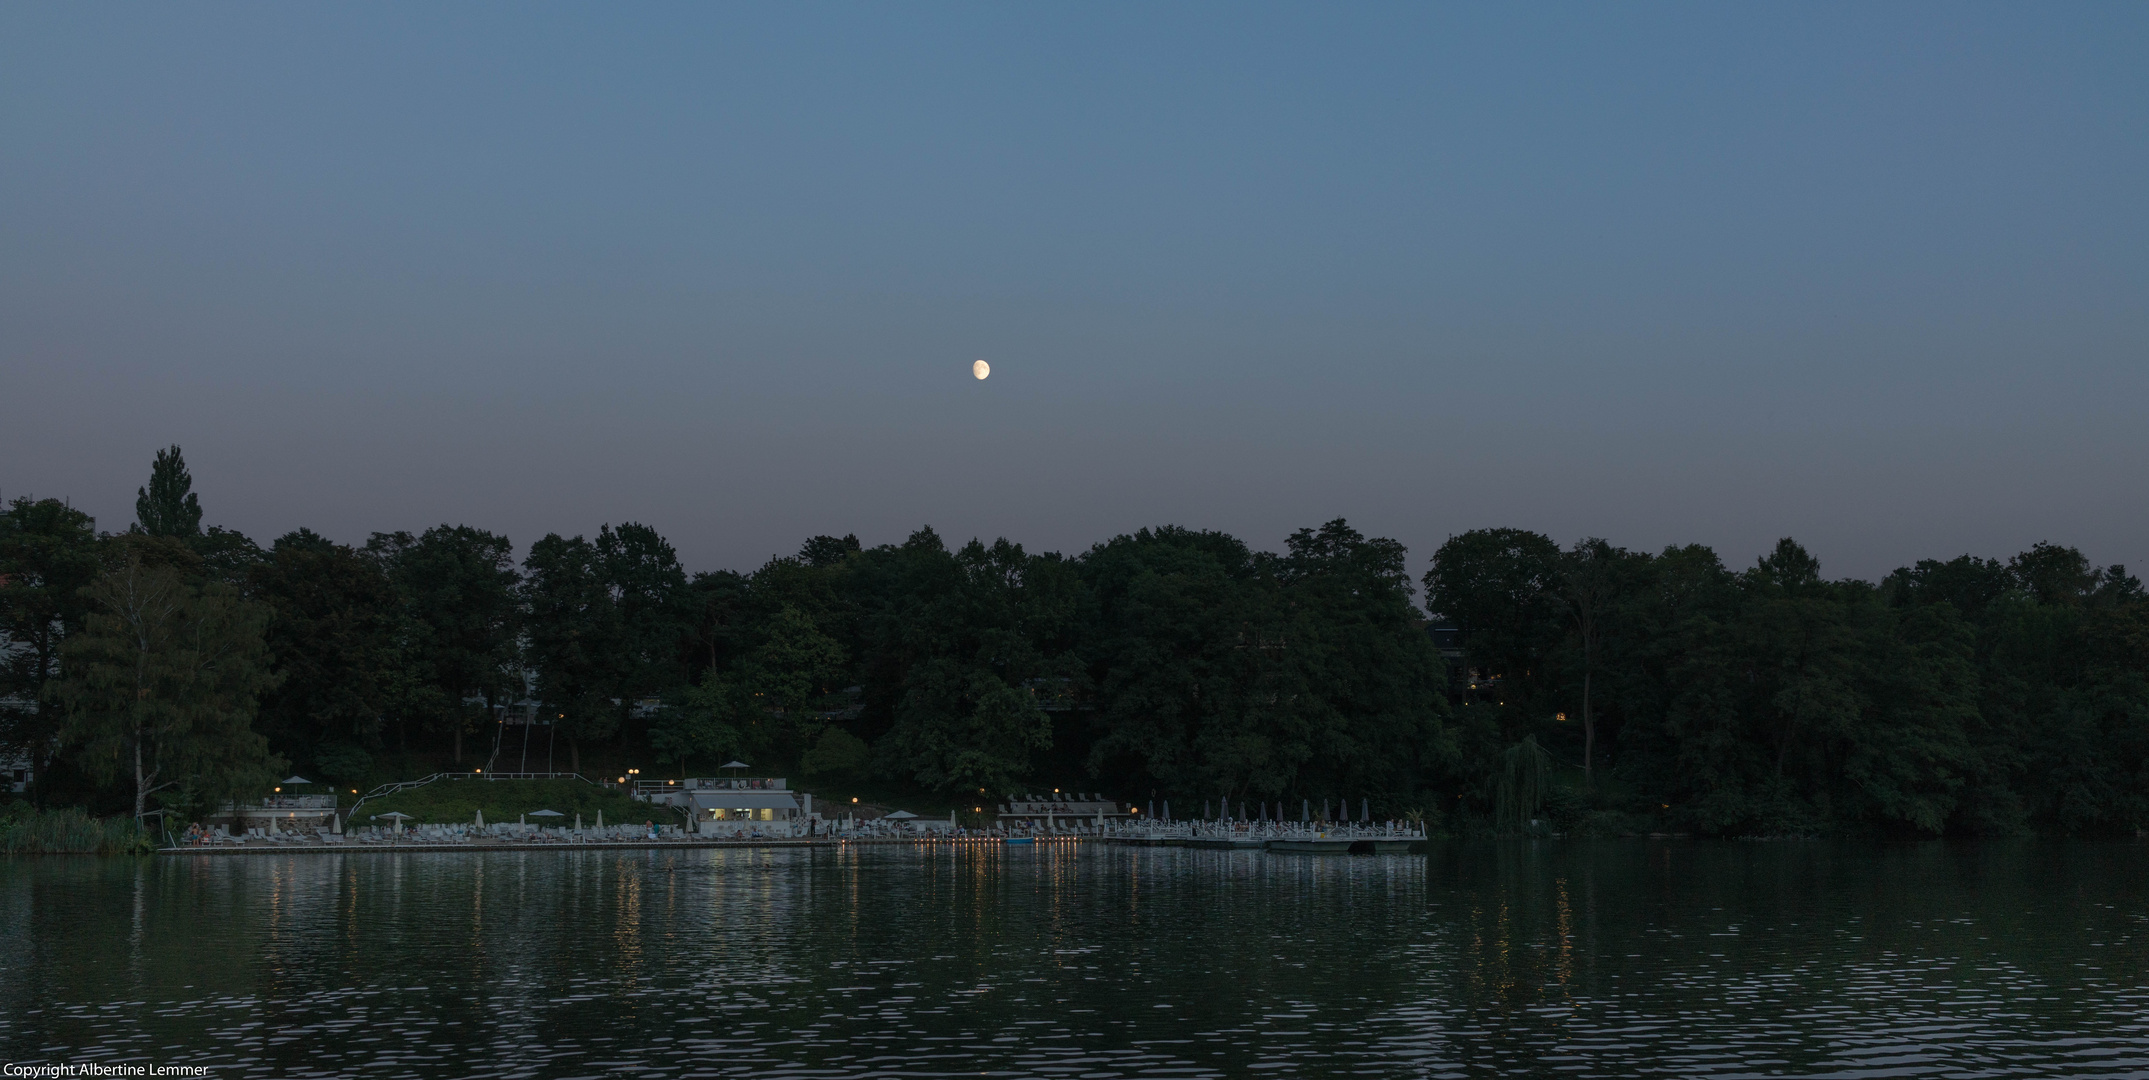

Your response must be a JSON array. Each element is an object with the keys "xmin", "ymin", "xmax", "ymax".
[
  {"xmin": 282, "ymin": 776, "xmax": 312, "ymax": 785},
  {"xmin": 720, "ymin": 761, "xmax": 750, "ymax": 770},
  {"xmin": 376, "ymin": 811, "xmax": 412, "ymax": 821},
  {"xmin": 529, "ymin": 809, "xmax": 566, "ymax": 818},
  {"xmin": 884, "ymin": 810, "xmax": 918, "ymax": 820},
  {"xmin": 687, "ymin": 791, "xmax": 797, "ymax": 811}
]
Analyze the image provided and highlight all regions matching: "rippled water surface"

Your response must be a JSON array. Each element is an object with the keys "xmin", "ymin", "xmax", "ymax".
[{"xmin": 2, "ymin": 841, "xmax": 2145, "ymax": 1078}]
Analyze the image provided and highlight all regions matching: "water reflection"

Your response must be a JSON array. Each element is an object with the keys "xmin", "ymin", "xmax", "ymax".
[{"xmin": 0, "ymin": 842, "xmax": 2143, "ymax": 1077}]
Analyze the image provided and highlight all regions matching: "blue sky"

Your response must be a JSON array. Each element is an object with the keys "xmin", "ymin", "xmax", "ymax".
[{"xmin": 4, "ymin": 3, "xmax": 2144, "ymax": 579}]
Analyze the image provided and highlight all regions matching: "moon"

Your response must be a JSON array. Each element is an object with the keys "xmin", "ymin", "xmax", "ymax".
[{"xmin": 973, "ymin": 360, "xmax": 991, "ymax": 380}]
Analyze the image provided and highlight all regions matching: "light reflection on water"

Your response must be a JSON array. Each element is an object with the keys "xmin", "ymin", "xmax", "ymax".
[{"xmin": 1, "ymin": 842, "xmax": 2145, "ymax": 1077}]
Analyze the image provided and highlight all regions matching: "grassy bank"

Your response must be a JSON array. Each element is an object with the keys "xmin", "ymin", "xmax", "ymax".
[
  {"xmin": 0, "ymin": 804, "xmax": 155, "ymax": 855},
  {"xmin": 352, "ymin": 778, "xmax": 658, "ymax": 827}
]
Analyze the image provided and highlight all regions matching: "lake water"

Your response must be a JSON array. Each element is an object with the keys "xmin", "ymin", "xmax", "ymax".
[{"xmin": 1, "ymin": 841, "xmax": 2144, "ymax": 1078}]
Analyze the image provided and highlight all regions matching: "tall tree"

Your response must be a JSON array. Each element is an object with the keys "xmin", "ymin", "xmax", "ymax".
[
  {"xmin": 1423, "ymin": 528, "xmax": 1566, "ymax": 715},
  {"xmin": 249, "ymin": 529, "xmax": 406, "ymax": 781},
  {"xmin": 1277, "ymin": 520, "xmax": 1453, "ymax": 805},
  {"xmin": 596, "ymin": 522, "xmax": 692, "ymax": 706},
  {"xmin": 872, "ymin": 531, "xmax": 1076, "ymax": 793},
  {"xmin": 133, "ymin": 446, "xmax": 204, "ymax": 538},
  {"xmin": 49, "ymin": 555, "xmax": 281, "ymax": 822},
  {"xmin": 1080, "ymin": 526, "xmax": 1271, "ymax": 796},
  {"xmin": 369, "ymin": 526, "xmax": 521, "ymax": 762},
  {"xmin": 1553, "ymin": 538, "xmax": 1634, "ymax": 789},
  {"xmin": 522, "ymin": 533, "xmax": 621, "ymax": 774},
  {"xmin": 0, "ymin": 497, "xmax": 104, "ymax": 802}
]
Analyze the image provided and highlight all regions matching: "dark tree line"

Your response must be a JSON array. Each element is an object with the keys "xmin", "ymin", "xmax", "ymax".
[
  {"xmin": 1426, "ymin": 530, "xmax": 2149, "ymax": 837},
  {"xmin": 3, "ymin": 447, "xmax": 2144, "ymax": 835}
]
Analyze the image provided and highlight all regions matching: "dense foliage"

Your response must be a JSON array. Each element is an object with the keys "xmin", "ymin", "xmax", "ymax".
[
  {"xmin": 3, "ymin": 447, "xmax": 2144, "ymax": 836},
  {"xmin": 1427, "ymin": 533, "xmax": 2149, "ymax": 837}
]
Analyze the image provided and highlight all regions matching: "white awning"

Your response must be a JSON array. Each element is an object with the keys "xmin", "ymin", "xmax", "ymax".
[{"xmin": 687, "ymin": 791, "xmax": 799, "ymax": 811}]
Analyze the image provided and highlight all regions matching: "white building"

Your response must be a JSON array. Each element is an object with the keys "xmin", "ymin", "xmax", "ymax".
[{"xmin": 636, "ymin": 775, "xmax": 817, "ymax": 838}]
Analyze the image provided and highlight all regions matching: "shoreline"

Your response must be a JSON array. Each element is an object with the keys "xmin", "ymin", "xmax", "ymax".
[
  {"xmin": 155, "ymin": 837, "xmax": 1085, "ymax": 855},
  {"xmin": 151, "ymin": 836, "xmax": 1451, "ymax": 856}
]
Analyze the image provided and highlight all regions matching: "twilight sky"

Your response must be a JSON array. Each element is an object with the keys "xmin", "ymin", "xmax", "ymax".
[{"xmin": 4, "ymin": 3, "xmax": 2145, "ymax": 582}]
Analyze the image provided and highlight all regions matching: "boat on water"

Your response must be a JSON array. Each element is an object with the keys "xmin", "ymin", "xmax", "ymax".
[{"xmin": 1004, "ymin": 837, "xmax": 1035, "ymax": 845}]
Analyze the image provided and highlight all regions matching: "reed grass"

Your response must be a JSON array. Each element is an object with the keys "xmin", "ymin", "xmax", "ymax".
[{"xmin": 0, "ymin": 804, "xmax": 155, "ymax": 855}]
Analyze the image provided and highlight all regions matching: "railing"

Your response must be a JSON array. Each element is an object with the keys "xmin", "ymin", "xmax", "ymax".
[
  {"xmin": 257, "ymin": 794, "xmax": 336, "ymax": 810},
  {"xmin": 675, "ymin": 777, "xmax": 787, "ymax": 792}
]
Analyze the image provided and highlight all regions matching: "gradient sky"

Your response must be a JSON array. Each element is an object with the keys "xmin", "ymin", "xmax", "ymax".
[{"xmin": 4, "ymin": 3, "xmax": 2145, "ymax": 582}]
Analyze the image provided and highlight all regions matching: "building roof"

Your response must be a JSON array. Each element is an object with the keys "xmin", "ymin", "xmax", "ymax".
[{"xmin": 686, "ymin": 791, "xmax": 800, "ymax": 811}]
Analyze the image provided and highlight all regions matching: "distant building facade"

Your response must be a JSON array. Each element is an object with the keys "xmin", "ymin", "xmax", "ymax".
[
  {"xmin": 635, "ymin": 776, "xmax": 817, "ymax": 838},
  {"xmin": 997, "ymin": 793, "xmax": 1129, "ymax": 829}
]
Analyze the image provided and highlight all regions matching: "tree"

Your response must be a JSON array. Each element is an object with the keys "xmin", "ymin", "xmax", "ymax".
[
  {"xmin": 1273, "ymin": 519, "xmax": 1452, "ymax": 809},
  {"xmin": 0, "ymin": 497, "xmax": 104, "ymax": 802},
  {"xmin": 800, "ymin": 726, "xmax": 869, "ymax": 777},
  {"xmin": 868, "ymin": 531, "xmax": 1076, "ymax": 792},
  {"xmin": 369, "ymin": 526, "xmax": 521, "ymax": 762},
  {"xmin": 249, "ymin": 530, "xmax": 407, "ymax": 778},
  {"xmin": 650, "ymin": 681, "xmax": 744, "ymax": 774},
  {"xmin": 1423, "ymin": 528, "xmax": 1566, "ymax": 716},
  {"xmin": 1553, "ymin": 538, "xmax": 1634, "ymax": 789},
  {"xmin": 1079, "ymin": 527, "xmax": 1265, "ymax": 796},
  {"xmin": 595, "ymin": 522, "xmax": 693, "ymax": 705},
  {"xmin": 522, "ymin": 533, "xmax": 621, "ymax": 773},
  {"xmin": 133, "ymin": 446, "xmax": 203, "ymax": 539},
  {"xmin": 49, "ymin": 555, "xmax": 282, "ymax": 822},
  {"xmin": 888, "ymin": 659, "xmax": 1052, "ymax": 793}
]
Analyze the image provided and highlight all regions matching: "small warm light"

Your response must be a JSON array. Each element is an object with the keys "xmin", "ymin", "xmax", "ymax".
[
  {"xmin": 475, "ymin": 768, "xmax": 482, "ymax": 773},
  {"xmin": 851, "ymin": 797, "xmax": 859, "ymax": 803},
  {"xmin": 273, "ymin": 787, "xmax": 280, "ymax": 792},
  {"xmin": 1555, "ymin": 712, "xmax": 1567, "ymax": 722}
]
